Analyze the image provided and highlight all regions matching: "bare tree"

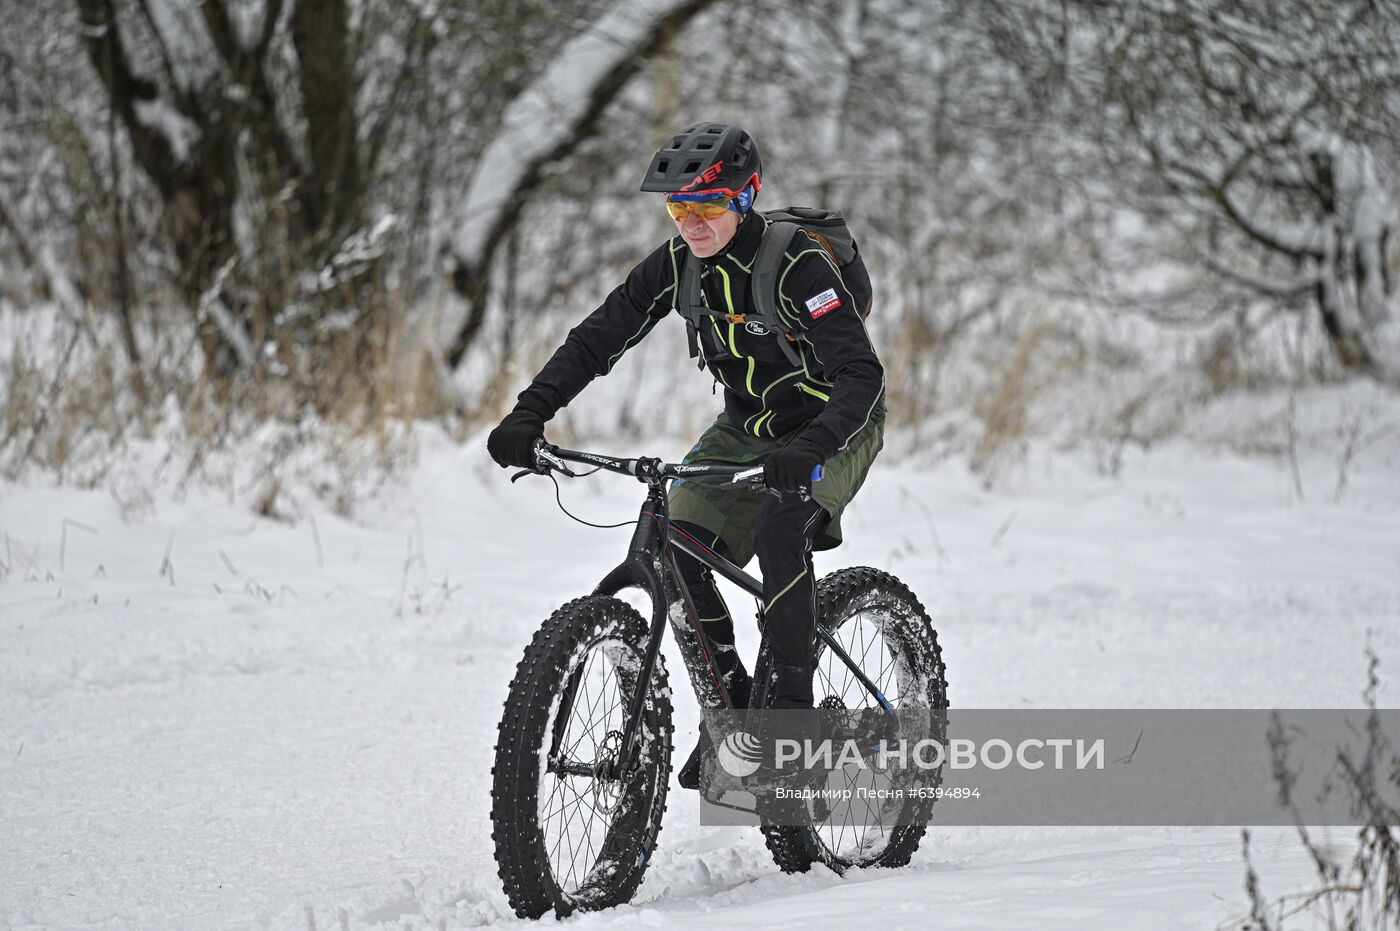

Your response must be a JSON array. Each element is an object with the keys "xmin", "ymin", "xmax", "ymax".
[
  {"xmin": 72, "ymin": 0, "xmax": 375, "ymax": 372},
  {"xmin": 1023, "ymin": 0, "xmax": 1400, "ymax": 379}
]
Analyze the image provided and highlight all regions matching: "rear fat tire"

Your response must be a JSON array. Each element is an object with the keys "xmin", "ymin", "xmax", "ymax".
[
  {"xmin": 759, "ymin": 567, "xmax": 947, "ymax": 875},
  {"xmin": 491, "ymin": 595, "xmax": 673, "ymax": 918}
]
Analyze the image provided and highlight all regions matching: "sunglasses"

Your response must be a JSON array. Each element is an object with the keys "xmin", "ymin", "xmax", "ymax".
[{"xmin": 664, "ymin": 192, "xmax": 735, "ymax": 221}]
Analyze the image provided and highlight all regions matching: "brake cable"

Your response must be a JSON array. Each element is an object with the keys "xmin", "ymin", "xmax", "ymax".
[
  {"xmin": 514, "ymin": 466, "xmax": 641, "ymax": 531},
  {"xmin": 510, "ymin": 459, "xmax": 766, "ymax": 532}
]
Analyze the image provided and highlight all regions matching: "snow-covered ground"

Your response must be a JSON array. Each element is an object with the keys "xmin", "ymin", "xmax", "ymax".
[{"xmin": 2, "ymin": 385, "xmax": 1398, "ymax": 930}]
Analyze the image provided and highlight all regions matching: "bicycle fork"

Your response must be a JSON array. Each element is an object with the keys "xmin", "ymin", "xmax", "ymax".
[{"xmin": 570, "ymin": 493, "xmax": 731, "ymax": 782}]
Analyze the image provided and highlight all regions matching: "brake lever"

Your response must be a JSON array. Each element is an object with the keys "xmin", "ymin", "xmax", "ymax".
[
  {"xmin": 734, "ymin": 463, "xmax": 822, "ymax": 501},
  {"xmin": 509, "ymin": 438, "xmax": 576, "ymax": 483},
  {"xmin": 536, "ymin": 447, "xmax": 578, "ymax": 477}
]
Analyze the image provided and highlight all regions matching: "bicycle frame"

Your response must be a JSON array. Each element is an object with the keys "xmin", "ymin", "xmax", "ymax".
[{"xmin": 533, "ymin": 445, "xmax": 894, "ymax": 781}]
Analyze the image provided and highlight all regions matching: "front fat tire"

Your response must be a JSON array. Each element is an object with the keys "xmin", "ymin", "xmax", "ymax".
[{"xmin": 491, "ymin": 595, "xmax": 673, "ymax": 919}]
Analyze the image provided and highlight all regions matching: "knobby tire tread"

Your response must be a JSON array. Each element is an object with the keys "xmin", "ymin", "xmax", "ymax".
[
  {"xmin": 759, "ymin": 567, "xmax": 947, "ymax": 874},
  {"xmin": 491, "ymin": 595, "xmax": 673, "ymax": 919}
]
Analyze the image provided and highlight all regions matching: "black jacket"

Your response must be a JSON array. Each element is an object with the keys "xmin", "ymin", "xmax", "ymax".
[{"xmin": 515, "ymin": 212, "xmax": 885, "ymax": 457}]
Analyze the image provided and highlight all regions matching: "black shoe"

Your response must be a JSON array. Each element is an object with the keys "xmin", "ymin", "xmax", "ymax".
[
  {"xmin": 742, "ymin": 707, "xmax": 826, "ymax": 792},
  {"xmin": 677, "ymin": 724, "xmax": 712, "ymax": 790},
  {"xmin": 678, "ymin": 669, "xmax": 752, "ymax": 791}
]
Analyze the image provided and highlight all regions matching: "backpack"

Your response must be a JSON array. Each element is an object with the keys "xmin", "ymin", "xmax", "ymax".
[{"xmin": 676, "ymin": 207, "xmax": 874, "ymax": 369}]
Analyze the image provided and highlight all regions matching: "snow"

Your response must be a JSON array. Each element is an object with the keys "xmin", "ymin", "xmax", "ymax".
[
  {"xmin": 2, "ymin": 390, "xmax": 1399, "ymax": 928},
  {"xmin": 132, "ymin": 97, "xmax": 201, "ymax": 167},
  {"xmin": 313, "ymin": 214, "xmax": 398, "ymax": 293},
  {"xmin": 1326, "ymin": 137, "xmax": 1394, "ymax": 328},
  {"xmin": 196, "ymin": 256, "xmax": 254, "ymax": 367},
  {"xmin": 140, "ymin": 0, "xmax": 222, "ymax": 92},
  {"xmin": 225, "ymin": 0, "xmax": 270, "ymax": 51}
]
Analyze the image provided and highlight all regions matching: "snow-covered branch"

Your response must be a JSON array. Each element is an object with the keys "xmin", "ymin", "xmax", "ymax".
[
  {"xmin": 444, "ymin": 0, "xmax": 720, "ymax": 368},
  {"xmin": 133, "ymin": 0, "xmax": 223, "ymax": 93},
  {"xmin": 1215, "ymin": 182, "xmax": 1324, "ymax": 260},
  {"xmin": 1198, "ymin": 252, "xmax": 1318, "ymax": 300}
]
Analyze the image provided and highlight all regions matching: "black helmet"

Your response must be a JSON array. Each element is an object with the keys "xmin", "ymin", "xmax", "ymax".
[{"xmin": 639, "ymin": 122, "xmax": 763, "ymax": 196}]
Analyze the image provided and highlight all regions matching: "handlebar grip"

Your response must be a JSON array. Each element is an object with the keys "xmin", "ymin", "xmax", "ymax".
[{"xmin": 811, "ymin": 464, "xmax": 824, "ymax": 482}]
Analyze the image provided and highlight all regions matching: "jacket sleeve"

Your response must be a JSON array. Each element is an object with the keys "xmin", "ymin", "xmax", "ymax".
[
  {"xmin": 516, "ymin": 239, "xmax": 681, "ymax": 420},
  {"xmin": 773, "ymin": 232, "xmax": 885, "ymax": 455}
]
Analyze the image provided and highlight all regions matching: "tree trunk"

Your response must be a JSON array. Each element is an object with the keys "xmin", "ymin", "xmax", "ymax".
[
  {"xmin": 290, "ymin": 0, "xmax": 362, "ymax": 255},
  {"xmin": 77, "ymin": 0, "xmax": 246, "ymax": 373},
  {"xmin": 77, "ymin": 0, "xmax": 383, "ymax": 383}
]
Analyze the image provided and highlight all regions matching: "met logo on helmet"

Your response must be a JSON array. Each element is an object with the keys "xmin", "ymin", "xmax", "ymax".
[{"xmin": 681, "ymin": 161, "xmax": 726, "ymax": 192}]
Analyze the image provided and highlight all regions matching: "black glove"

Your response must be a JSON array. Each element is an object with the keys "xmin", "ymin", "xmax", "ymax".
[
  {"xmin": 487, "ymin": 408, "xmax": 546, "ymax": 469},
  {"xmin": 763, "ymin": 426, "xmax": 840, "ymax": 492}
]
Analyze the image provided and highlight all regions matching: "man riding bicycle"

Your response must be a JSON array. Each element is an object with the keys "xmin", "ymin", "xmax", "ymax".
[{"xmin": 487, "ymin": 122, "xmax": 886, "ymax": 790}]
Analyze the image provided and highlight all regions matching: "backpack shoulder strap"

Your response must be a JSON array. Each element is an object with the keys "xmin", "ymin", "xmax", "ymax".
[
  {"xmin": 678, "ymin": 251, "xmax": 717, "ymax": 369},
  {"xmin": 750, "ymin": 221, "xmax": 804, "ymax": 367}
]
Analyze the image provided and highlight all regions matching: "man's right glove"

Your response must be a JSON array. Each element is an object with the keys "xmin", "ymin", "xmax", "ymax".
[
  {"xmin": 487, "ymin": 408, "xmax": 545, "ymax": 469},
  {"xmin": 763, "ymin": 425, "xmax": 840, "ymax": 492}
]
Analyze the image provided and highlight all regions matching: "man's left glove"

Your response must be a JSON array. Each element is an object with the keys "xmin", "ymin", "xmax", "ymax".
[
  {"xmin": 764, "ymin": 425, "xmax": 841, "ymax": 492},
  {"xmin": 487, "ymin": 408, "xmax": 546, "ymax": 469}
]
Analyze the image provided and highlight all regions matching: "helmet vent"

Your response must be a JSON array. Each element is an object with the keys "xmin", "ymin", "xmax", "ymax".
[
  {"xmin": 656, "ymin": 160, "xmax": 669, "ymax": 173},
  {"xmin": 684, "ymin": 160, "xmax": 702, "ymax": 173},
  {"xmin": 696, "ymin": 140, "xmax": 714, "ymax": 150}
]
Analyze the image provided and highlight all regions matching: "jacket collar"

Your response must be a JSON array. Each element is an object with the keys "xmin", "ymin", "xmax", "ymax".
[{"xmin": 697, "ymin": 210, "xmax": 766, "ymax": 270}]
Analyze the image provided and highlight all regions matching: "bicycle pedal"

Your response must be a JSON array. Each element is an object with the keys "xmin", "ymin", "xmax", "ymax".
[
  {"xmin": 698, "ymin": 751, "xmax": 748, "ymax": 803},
  {"xmin": 739, "ymin": 757, "xmax": 830, "ymax": 794}
]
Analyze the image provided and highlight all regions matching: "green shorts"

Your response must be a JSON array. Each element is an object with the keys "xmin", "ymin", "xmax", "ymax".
[{"xmin": 668, "ymin": 399, "xmax": 886, "ymax": 567}]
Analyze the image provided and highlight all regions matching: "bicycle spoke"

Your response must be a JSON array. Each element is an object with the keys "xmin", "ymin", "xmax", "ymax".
[
  {"xmin": 537, "ymin": 635, "xmax": 643, "ymax": 897},
  {"xmin": 557, "ymin": 770, "xmax": 601, "ymax": 889},
  {"xmin": 560, "ymin": 778, "xmax": 599, "ymax": 889},
  {"xmin": 556, "ymin": 775, "xmax": 588, "ymax": 886},
  {"xmin": 854, "ymin": 617, "xmax": 878, "ymax": 698},
  {"xmin": 556, "ymin": 764, "xmax": 596, "ymax": 884},
  {"xmin": 559, "ymin": 651, "xmax": 603, "ymax": 757},
  {"xmin": 802, "ymin": 587, "xmax": 943, "ymax": 868}
]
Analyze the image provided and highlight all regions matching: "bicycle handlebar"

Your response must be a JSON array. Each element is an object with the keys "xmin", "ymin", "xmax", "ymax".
[{"xmin": 523, "ymin": 441, "xmax": 823, "ymax": 488}]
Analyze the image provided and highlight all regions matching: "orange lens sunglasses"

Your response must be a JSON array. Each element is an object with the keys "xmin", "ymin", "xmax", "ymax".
[{"xmin": 664, "ymin": 192, "xmax": 732, "ymax": 221}]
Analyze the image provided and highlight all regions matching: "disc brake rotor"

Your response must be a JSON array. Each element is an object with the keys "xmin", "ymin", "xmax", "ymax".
[{"xmin": 591, "ymin": 730, "xmax": 625, "ymax": 814}]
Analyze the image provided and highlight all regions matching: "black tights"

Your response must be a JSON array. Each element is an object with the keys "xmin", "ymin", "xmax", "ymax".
[{"xmin": 671, "ymin": 495, "xmax": 828, "ymax": 705}]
